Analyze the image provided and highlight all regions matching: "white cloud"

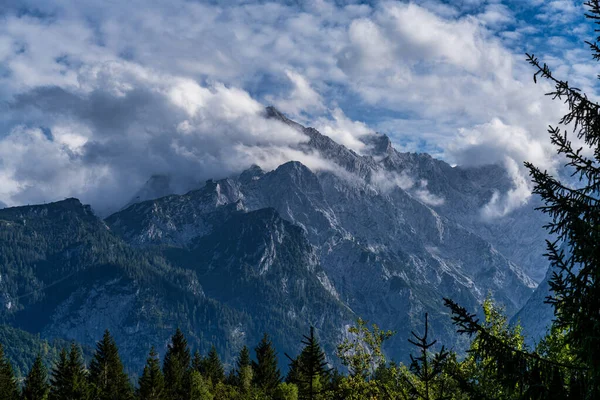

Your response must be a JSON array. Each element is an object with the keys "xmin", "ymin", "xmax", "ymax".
[
  {"xmin": 268, "ymin": 70, "xmax": 325, "ymax": 117},
  {"xmin": 314, "ymin": 108, "xmax": 372, "ymax": 153},
  {"xmin": 448, "ymin": 118, "xmax": 553, "ymax": 172},
  {"xmin": 481, "ymin": 157, "xmax": 532, "ymax": 219},
  {"xmin": 371, "ymin": 170, "xmax": 445, "ymax": 206},
  {"xmin": 371, "ymin": 169, "xmax": 415, "ymax": 192},
  {"xmin": 0, "ymin": 0, "xmax": 591, "ymax": 216},
  {"xmin": 414, "ymin": 180, "xmax": 445, "ymax": 206},
  {"xmin": 1, "ymin": 62, "xmax": 307, "ymax": 212}
]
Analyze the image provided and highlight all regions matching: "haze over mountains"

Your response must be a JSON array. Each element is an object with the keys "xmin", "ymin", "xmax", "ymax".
[{"xmin": 0, "ymin": 107, "xmax": 552, "ymax": 370}]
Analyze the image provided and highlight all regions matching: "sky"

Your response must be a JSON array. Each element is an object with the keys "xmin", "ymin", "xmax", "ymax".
[{"xmin": 0, "ymin": 0, "xmax": 597, "ymax": 214}]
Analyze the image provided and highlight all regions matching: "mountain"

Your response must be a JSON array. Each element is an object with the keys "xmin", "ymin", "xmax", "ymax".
[
  {"xmin": 0, "ymin": 107, "xmax": 551, "ymax": 371},
  {"xmin": 0, "ymin": 198, "xmax": 349, "ymax": 371}
]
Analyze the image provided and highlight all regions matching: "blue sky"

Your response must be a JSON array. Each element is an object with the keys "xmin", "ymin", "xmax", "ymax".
[{"xmin": 0, "ymin": 0, "xmax": 597, "ymax": 212}]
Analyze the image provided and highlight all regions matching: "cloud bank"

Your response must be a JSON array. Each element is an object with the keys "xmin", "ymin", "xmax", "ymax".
[{"xmin": 0, "ymin": 0, "xmax": 593, "ymax": 216}]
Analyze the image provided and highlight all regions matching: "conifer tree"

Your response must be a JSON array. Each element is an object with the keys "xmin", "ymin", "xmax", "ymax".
[
  {"xmin": 50, "ymin": 344, "xmax": 89, "ymax": 400},
  {"xmin": 191, "ymin": 351, "xmax": 203, "ymax": 374},
  {"xmin": 285, "ymin": 327, "xmax": 330, "ymax": 400},
  {"xmin": 162, "ymin": 329, "xmax": 191, "ymax": 400},
  {"xmin": 22, "ymin": 355, "xmax": 50, "ymax": 400},
  {"xmin": 137, "ymin": 347, "xmax": 165, "ymax": 400},
  {"xmin": 523, "ymin": 3, "xmax": 600, "ymax": 394},
  {"xmin": 404, "ymin": 314, "xmax": 450, "ymax": 400},
  {"xmin": 235, "ymin": 346, "xmax": 253, "ymax": 392},
  {"xmin": 0, "ymin": 343, "xmax": 19, "ymax": 400},
  {"xmin": 204, "ymin": 346, "xmax": 225, "ymax": 385},
  {"xmin": 89, "ymin": 330, "xmax": 133, "ymax": 400},
  {"xmin": 252, "ymin": 334, "xmax": 281, "ymax": 396}
]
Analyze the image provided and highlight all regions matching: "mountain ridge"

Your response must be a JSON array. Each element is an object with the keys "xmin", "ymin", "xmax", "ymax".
[{"xmin": 0, "ymin": 107, "xmax": 553, "ymax": 371}]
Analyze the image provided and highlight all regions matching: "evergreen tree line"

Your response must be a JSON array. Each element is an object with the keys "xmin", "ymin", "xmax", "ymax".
[
  {"xmin": 0, "ymin": 297, "xmax": 586, "ymax": 400},
  {"xmin": 0, "ymin": 326, "xmax": 335, "ymax": 400}
]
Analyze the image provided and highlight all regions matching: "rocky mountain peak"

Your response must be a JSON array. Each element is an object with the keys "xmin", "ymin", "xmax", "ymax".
[
  {"xmin": 361, "ymin": 133, "xmax": 394, "ymax": 158},
  {"xmin": 265, "ymin": 106, "xmax": 305, "ymax": 131},
  {"xmin": 272, "ymin": 161, "xmax": 316, "ymax": 181},
  {"xmin": 239, "ymin": 164, "xmax": 265, "ymax": 184}
]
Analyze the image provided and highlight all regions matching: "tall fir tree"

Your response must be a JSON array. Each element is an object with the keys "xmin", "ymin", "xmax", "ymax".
[
  {"xmin": 49, "ymin": 344, "xmax": 89, "ymax": 400},
  {"xmin": 236, "ymin": 346, "xmax": 252, "ymax": 375},
  {"xmin": 162, "ymin": 329, "xmax": 191, "ymax": 400},
  {"xmin": 0, "ymin": 343, "xmax": 19, "ymax": 400},
  {"xmin": 137, "ymin": 347, "xmax": 165, "ymax": 400},
  {"xmin": 204, "ymin": 346, "xmax": 225, "ymax": 385},
  {"xmin": 524, "ymin": 3, "xmax": 600, "ymax": 394},
  {"xmin": 89, "ymin": 330, "xmax": 133, "ymax": 400},
  {"xmin": 285, "ymin": 327, "xmax": 330, "ymax": 400},
  {"xmin": 22, "ymin": 355, "xmax": 50, "ymax": 400},
  {"xmin": 404, "ymin": 314, "xmax": 450, "ymax": 400},
  {"xmin": 235, "ymin": 346, "xmax": 253, "ymax": 392},
  {"xmin": 191, "ymin": 351, "xmax": 203, "ymax": 374},
  {"xmin": 252, "ymin": 333, "xmax": 281, "ymax": 396}
]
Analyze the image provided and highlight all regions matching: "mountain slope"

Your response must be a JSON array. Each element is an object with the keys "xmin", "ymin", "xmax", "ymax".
[
  {"xmin": 0, "ymin": 199, "xmax": 350, "ymax": 371},
  {"xmin": 108, "ymin": 160, "xmax": 536, "ymax": 358}
]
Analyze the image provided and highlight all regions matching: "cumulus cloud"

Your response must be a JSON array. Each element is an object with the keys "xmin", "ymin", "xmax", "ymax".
[
  {"xmin": 314, "ymin": 108, "xmax": 372, "ymax": 153},
  {"xmin": 447, "ymin": 118, "xmax": 553, "ymax": 217},
  {"xmin": 448, "ymin": 118, "xmax": 554, "ymax": 171},
  {"xmin": 481, "ymin": 157, "xmax": 532, "ymax": 220},
  {"xmin": 0, "ymin": 0, "xmax": 590, "ymax": 217},
  {"xmin": 267, "ymin": 70, "xmax": 325, "ymax": 117},
  {"xmin": 2, "ymin": 62, "xmax": 307, "ymax": 212}
]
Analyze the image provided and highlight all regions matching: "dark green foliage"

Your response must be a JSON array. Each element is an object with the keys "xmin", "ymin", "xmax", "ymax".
[
  {"xmin": 444, "ymin": 297, "xmax": 584, "ymax": 399},
  {"xmin": 252, "ymin": 334, "xmax": 281, "ymax": 396},
  {"xmin": 88, "ymin": 330, "xmax": 133, "ymax": 400},
  {"xmin": 0, "ymin": 314, "xmax": 582, "ymax": 400},
  {"xmin": 137, "ymin": 347, "xmax": 164, "ymax": 400},
  {"xmin": 191, "ymin": 351, "xmax": 203, "ymax": 374},
  {"xmin": 0, "ymin": 343, "xmax": 19, "ymax": 400},
  {"xmin": 162, "ymin": 329, "xmax": 190, "ymax": 400},
  {"xmin": 49, "ymin": 344, "xmax": 89, "ymax": 400},
  {"xmin": 0, "ymin": 325, "xmax": 73, "ymax": 379},
  {"xmin": 285, "ymin": 327, "xmax": 330, "ymax": 400},
  {"xmin": 236, "ymin": 346, "xmax": 251, "ymax": 375},
  {"xmin": 518, "ymin": 0, "xmax": 600, "ymax": 396},
  {"xmin": 235, "ymin": 346, "xmax": 253, "ymax": 393},
  {"xmin": 22, "ymin": 355, "xmax": 50, "ymax": 400},
  {"xmin": 204, "ymin": 346, "xmax": 225, "ymax": 385}
]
